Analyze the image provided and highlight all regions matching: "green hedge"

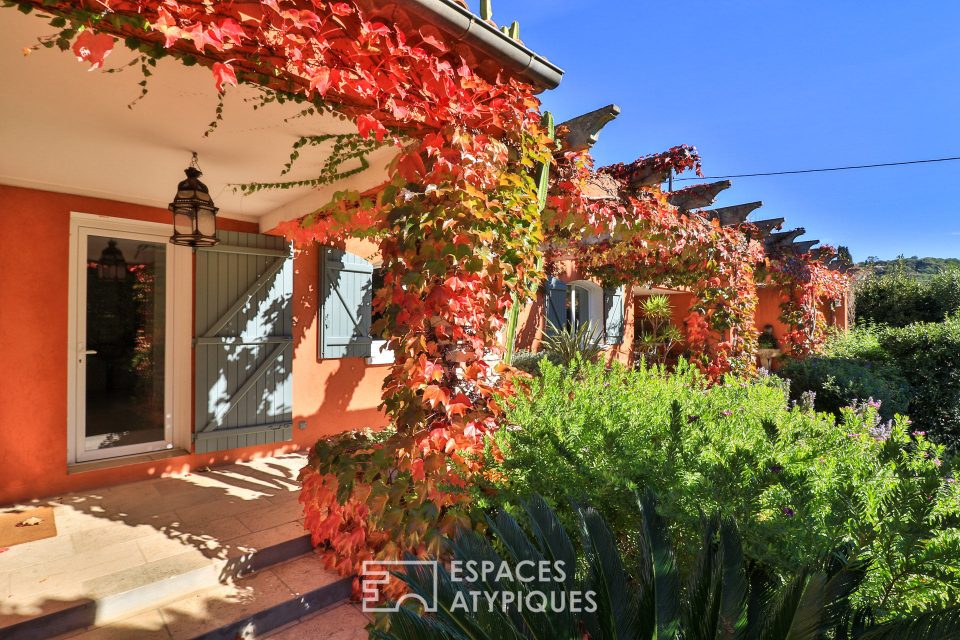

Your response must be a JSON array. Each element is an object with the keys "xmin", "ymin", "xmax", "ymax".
[
  {"xmin": 485, "ymin": 359, "xmax": 960, "ymax": 617},
  {"xmin": 778, "ymin": 327, "xmax": 912, "ymax": 421},
  {"xmin": 856, "ymin": 268, "xmax": 960, "ymax": 327},
  {"xmin": 880, "ymin": 318, "xmax": 960, "ymax": 444},
  {"xmin": 780, "ymin": 323, "xmax": 960, "ymax": 448}
]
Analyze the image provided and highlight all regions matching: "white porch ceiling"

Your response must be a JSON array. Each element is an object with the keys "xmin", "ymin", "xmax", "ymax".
[{"xmin": 0, "ymin": 8, "xmax": 394, "ymax": 230}]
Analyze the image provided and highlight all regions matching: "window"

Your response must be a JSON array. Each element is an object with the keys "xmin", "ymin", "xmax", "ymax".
[
  {"xmin": 566, "ymin": 283, "xmax": 595, "ymax": 333},
  {"xmin": 368, "ymin": 267, "xmax": 394, "ymax": 365},
  {"xmin": 318, "ymin": 248, "xmax": 393, "ymax": 364},
  {"xmin": 544, "ymin": 277, "xmax": 624, "ymax": 345}
]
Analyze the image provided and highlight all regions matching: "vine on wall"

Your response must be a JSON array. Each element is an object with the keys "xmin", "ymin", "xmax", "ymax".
[
  {"xmin": 16, "ymin": 0, "xmax": 848, "ymax": 599},
  {"xmin": 543, "ymin": 146, "xmax": 764, "ymax": 376},
  {"xmin": 765, "ymin": 246, "xmax": 849, "ymax": 356}
]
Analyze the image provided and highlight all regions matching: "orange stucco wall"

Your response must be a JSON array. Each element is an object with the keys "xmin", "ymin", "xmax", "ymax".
[
  {"xmin": 0, "ymin": 184, "xmax": 387, "ymax": 505},
  {"xmin": 514, "ymin": 263, "xmax": 849, "ymax": 369},
  {"xmin": 290, "ymin": 240, "xmax": 389, "ymax": 439}
]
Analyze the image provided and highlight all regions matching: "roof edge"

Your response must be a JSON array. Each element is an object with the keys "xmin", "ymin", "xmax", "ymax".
[{"xmin": 393, "ymin": 0, "xmax": 564, "ymax": 91}]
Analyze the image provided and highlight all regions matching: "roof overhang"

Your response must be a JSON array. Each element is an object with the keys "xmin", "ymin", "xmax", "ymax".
[
  {"xmin": 0, "ymin": 8, "xmax": 395, "ymax": 232},
  {"xmin": 384, "ymin": 0, "xmax": 563, "ymax": 91}
]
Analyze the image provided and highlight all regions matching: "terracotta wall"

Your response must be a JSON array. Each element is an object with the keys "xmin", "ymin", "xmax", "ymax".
[
  {"xmin": 0, "ymin": 185, "xmax": 387, "ymax": 505},
  {"xmin": 289, "ymin": 240, "xmax": 389, "ymax": 439},
  {"xmin": 513, "ymin": 266, "xmax": 841, "ymax": 368}
]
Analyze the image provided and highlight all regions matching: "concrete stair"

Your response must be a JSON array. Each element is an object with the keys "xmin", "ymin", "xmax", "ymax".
[
  {"xmin": 0, "ymin": 453, "xmax": 361, "ymax": 639},
  {"xmin": 2, "ymin": 533, "xmax": 353, "ymax": 640},
  {"xmin": 54, "ymin": 551, "xmax": 356, "ymax": 639}
]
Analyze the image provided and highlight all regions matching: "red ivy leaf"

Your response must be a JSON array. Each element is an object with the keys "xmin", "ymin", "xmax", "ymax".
[
  {"xmin": 356, "ymin": 114, "xmax": 387, "ymax": 142},
  {"xmin": 309, "ymin": 67, "xmax": 332, "ymax": 95},
  {"xmin": 330, "ymin": 2, "xmax": 354, "ymax": 16},
  {"xmin": 212, "ymin": 61, "xmax": 238, "ymax": 93},
  {"xmin": 218, "ymin": 18, "xmax": 246, "ymax": 45},
  {"xmin": 72, "ymin": 31, "xmax": 115, "ymax": 70}
]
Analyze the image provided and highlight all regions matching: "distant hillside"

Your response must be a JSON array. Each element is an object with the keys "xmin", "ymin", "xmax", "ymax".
[{"xmin": 857, "ymin": 256, "xmax": 960, "ymax": 279}]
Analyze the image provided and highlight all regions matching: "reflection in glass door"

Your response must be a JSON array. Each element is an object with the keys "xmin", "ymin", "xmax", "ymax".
[{"xmin": 77, "ymin": 232, "xmax": 171, "ymax": 460}]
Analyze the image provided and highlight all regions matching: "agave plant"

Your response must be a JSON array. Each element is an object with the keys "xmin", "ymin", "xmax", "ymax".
[
  {"xmin": 542, "ymin": 321, "xmax": 605, "ymax": 366},
  {"xmin": 370, "ymin": 492, "xmax": 960, "ymax": 640}
]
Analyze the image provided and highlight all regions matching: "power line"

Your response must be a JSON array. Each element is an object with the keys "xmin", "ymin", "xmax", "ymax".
[{"xmin": 672, "ymin": 155, "xmax": 960, "ymax": 181}]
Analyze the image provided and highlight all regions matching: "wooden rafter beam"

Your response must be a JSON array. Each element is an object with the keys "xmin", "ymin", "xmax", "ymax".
[
  {"xmin": 702, "ymin": 201, "xmax": 763, "ymax": 227},
  {"xmin": 558, "ymin": 104, "xmax": 621, "ymax": 152},
  {"xmin": 582, "ymin": 173, "xmax": 621, "ymax": 200},
  {"xmin": 791, "ymin": 240, "xmax": 820, "ymax": 254},
  {"xmin": 666, "ymin": 180, "xmax": 732, "ymax": 211},
  {"xmin": 751, "ymin": 218, "xmax": 785, "ymax": 235},
  {"xmin": 764, "ymin": 228, "xmax": 806, "ymax": 252}
]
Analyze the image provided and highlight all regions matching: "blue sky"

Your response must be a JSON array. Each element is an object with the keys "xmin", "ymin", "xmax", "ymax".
[{"xmin": 496, "ymin": 1, "xmax": 960, "ymax": 261}]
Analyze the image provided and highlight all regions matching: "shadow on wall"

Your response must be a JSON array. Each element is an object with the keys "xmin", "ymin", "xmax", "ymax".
[
  {"xmin": 291, "ymin": 243, "xmax": 388, "ymax": 440},
  {"xmin": 516, "ymin": 294, "xmax": 546, "ymax": 353}
]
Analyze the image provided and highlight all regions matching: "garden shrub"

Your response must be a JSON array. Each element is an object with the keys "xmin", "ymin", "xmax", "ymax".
[
  {"xmin": 485, "ymin": 359, "xmax": 960, "ymax": 617},
  {"xmin": 856, "ymin": 267, "xmax": 960, "ymax": 327},
  {"xmin": 778, "ymin": 328, "xmax": 912, "ymax": 420},
  {"xmin": 779, "ymin": 356, "xmax": 911, "ymax": 420},
  {"xmin": 879, "ymin": 317, "xmax": 960, "ymax": 446}
]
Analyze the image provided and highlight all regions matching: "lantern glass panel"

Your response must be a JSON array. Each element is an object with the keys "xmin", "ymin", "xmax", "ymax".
[
  {"xmin": 173, "ymin": 212, "xmax": 194, "ymax": 235},
  {"xmin": 197, "ymin": 210, "xmax": 216, "ymax": 236}
]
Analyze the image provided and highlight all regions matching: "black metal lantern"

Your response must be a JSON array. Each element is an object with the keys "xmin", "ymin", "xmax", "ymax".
[
  {"xmin": 169, "ymin": 153, "xmax": 219, "ymax": 247},
  {"xmin": 97, "ymin": 239, "xmax": 127, "ymax": 281}
]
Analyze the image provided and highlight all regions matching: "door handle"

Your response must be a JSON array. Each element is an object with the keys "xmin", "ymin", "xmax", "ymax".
[{"xmin": 84, "ymin": 350, "xmax": 98, "ymax": 355}]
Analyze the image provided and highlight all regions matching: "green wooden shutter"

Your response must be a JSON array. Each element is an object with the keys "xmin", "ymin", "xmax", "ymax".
[
  {"xmin": 194, "ymin": 231, "xmax": 293, "ymax": 453},
  {"xmin": 544, "ymin": 277, "xmax": 568, "ymax": 336},
  {"xmin": 604, "ymin": 285, "xmax": 625, "ymax": 345},
  {"xmin": 320, "ymin": 247, "xmax": 373, "ymax": 359}
]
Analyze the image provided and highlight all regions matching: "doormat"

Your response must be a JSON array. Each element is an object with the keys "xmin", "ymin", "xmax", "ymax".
[{"xmin": 0, "ymin": 506, "xmax": 58, "ymax": 548}]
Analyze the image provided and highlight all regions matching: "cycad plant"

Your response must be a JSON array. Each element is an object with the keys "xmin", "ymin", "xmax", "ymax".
[
  {"xmin": 370, "ymin": 492, "xmax": 960, "ymax": 640},
  {"xmin": 542, "ymin": 321, "xmax": 605, "ymax": 367}
]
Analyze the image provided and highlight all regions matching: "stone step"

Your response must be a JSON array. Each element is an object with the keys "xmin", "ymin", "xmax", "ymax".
[
  {"xmin": 1, "ymin": 533, "xmax": 315, "ymax": 640},
  {"xmin": 56, "ymin": 553, "xmax": 354, "ymax": 640},
  {"xmin": 262, "ymin": 602, "xmax": 368, "ymax": 640}
]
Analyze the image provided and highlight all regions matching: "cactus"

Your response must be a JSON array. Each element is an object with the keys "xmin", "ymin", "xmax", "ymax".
[
  {"xmin": 504, "ymin": 111, "xmax": 554, "ymax": 364},
  {"xmin": 535, "ymin": 111, "xmax": 554, "ymax": 211},
  {"xmin": 479, "ymin": 0, "xmax": 492, "ymax": 22}
]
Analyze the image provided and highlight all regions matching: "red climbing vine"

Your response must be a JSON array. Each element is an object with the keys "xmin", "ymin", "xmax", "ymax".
[
  {"xmin": 543, "ymin": 146, "xmax": 764, "ymax": 376},
  {"xmin": 15, "ymin": 0, "xmax": 849, "ymax": 601},
  {"xmin": 765, "ymin": 246, "xmax": 849, "ymax": 356}
]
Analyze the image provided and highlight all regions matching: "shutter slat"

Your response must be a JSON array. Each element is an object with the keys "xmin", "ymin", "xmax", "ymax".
[
  {"xmin": 604, "ymin": 286, "xmax": 626, "ymax": 345},
  {"xmin": 544, "ymin": 277, "xmax": 568, "ymax": 336},
  {"xmin": 194, "ymin": 232, "xmax": 293, "ymax": 453}
]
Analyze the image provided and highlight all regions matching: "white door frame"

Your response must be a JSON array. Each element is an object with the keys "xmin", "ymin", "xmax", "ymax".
[{"xmin": 67, "ymin": 212, "xmax": 192, "ymax": 464}]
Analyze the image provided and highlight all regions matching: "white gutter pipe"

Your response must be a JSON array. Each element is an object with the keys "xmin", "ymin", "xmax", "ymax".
[{"xmin": 393, "ymin": 0, "xmax": 564, "ymax": 90}]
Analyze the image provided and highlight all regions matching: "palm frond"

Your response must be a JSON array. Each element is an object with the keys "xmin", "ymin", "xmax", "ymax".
[
  {"xmin": 369, "ymin": 604, "xmax": 468, "ymax": 640},
  {"xmin": 636, "ymin": 490, "xmax": 680, "ymax": 640},
  {"xmin": 683, "ymin": 514, "xmax": 722, "ymax": 640},
  {"xmin": 523, "ymin": 494, "xmax": 577, "ymax": 591},
  {"xmin": 858, "ymin": 606, "xmax": 960, "ymax": 640},
  {"xmin": 756, "ymin": 568, "xmax": 813, "ymax": 640},
  {"xmin": 715, "ymin": 517, "xmax": 749, "ymax": 640},
  {"xmin": 577, "ymin": 501, "xmax": 643, "ymax": 639},
  {"xmin": 484, "ymin": 508, "xmax": 578, "ymax": 640}
]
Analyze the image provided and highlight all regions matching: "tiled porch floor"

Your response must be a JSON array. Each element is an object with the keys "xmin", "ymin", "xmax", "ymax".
[{"xmin": 0, "ymin": 452, "xmax": 350, "ymax": 636}]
